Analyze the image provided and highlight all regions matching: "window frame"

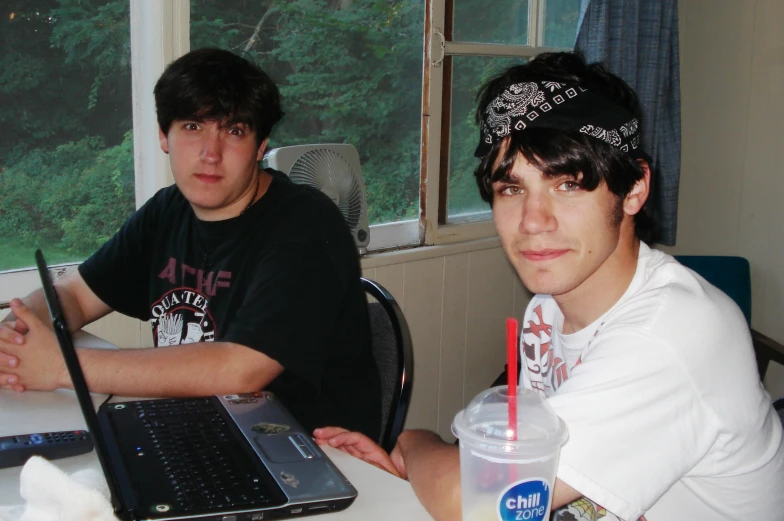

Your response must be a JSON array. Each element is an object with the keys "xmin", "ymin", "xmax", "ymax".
[{"xmin": 423, "ymin": 0, "xmax": 570, "ymax": 246}]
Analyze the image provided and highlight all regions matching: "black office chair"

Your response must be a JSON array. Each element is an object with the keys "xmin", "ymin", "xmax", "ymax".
[
  {"xmin": 361, "ymin": 278, "xmax": 414, "ymax": 453},
  {"xmin": 675, "ymin": 255, "xmax": 784, "ymax": 419}
]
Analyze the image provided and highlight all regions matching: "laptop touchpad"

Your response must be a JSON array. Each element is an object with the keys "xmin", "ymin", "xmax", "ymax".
[{"xmin": 254, "ymin": 434, "xmax": 319, "ymax": 463}]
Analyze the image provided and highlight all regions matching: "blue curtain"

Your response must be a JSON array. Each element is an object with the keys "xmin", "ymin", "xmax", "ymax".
[{"xmin": 575, "ymin": 0, "xmax": 681, "ymax": 246}]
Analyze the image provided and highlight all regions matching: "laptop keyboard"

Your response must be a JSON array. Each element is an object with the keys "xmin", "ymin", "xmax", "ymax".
[{"xmin": 133, "ymin": 398, "xmax": 273, "ymax": 513}]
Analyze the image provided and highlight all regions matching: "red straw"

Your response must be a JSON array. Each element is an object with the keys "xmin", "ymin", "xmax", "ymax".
[{"xmin": 506, "ymin": 317, "xmax": 519, "ymax": 441}]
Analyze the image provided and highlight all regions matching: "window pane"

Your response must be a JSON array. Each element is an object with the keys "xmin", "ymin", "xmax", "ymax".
[
  {"xmin": 453, "ymin": 0, "xmax": 529, "ymax": 45},
  {"xmin": 0, "ymin": 1, "xmax": 134, "ymax": 272},
  {"xmin": 447, "ymin": 56, "xmax": 525, "ymax": 221},
  {"xmin": 542, "ymin": 0, "xmax": 581, "ymax": 48},
  {"xmin": 190, "ymin": 0, "xmax": 425, "ymax": 226}
]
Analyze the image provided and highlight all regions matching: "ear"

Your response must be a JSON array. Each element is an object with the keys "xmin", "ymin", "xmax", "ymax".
[
  {"xmin": 159, "ymin": 128, "xmax": 170, "ymax": 155},
  {"xmin": 623, "ymin": 160, "xmax": 651, "ymax": 216},
  {"xmin": 256, "ymin": 138, "xmax": 269, "ymax": 162}
]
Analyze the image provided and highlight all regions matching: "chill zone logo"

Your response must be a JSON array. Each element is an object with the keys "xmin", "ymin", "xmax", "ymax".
[{"xmin": 498, "ymin": 478, "xmax": 552, "ymax": 521}]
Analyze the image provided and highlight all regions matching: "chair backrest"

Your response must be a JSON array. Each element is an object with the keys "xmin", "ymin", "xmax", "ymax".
[
  {"xmin": 674, "ymin": 255, "xmax": 752, "ymax": 326},
  {"xmin": 361, "ymin": 278, "xmax": 414, "ymax": 452}
]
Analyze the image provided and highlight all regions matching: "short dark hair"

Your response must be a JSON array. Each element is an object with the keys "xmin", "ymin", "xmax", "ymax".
[
  {"xmin": 473, "ymin": 52, "xmax": 658, "ymax": 244},
  {"xmin": 154, "ymin": 48, "xmax": 284, "ymax": 146}
]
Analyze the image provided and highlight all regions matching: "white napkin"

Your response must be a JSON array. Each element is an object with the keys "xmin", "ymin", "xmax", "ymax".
[{"xmin": 0, "ymin": 456, "xmax": 117, "ymax": 521}]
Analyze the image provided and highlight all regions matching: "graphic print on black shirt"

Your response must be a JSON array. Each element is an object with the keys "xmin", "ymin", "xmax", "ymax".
[
  {"xmin": 151, "ymin": 256, "xmax": 232, "ymax": 346},
  {"xmin": 151, "ymin": 287, "xmax": 218, "ymax": 346}
]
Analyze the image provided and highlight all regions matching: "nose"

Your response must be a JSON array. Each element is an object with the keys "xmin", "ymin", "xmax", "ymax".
[
  {"xmin": 519, "ymin": 191, "xmax": 556, "ymax": 234},
  {"xmin": 200, "ymin": 128, "xmax": 222, "ymax": 164}
]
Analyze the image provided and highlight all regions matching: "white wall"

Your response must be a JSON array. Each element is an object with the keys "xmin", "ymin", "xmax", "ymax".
[{"xmin": 669, "ymin": 0, "xmax": 784, "ymax": 398}]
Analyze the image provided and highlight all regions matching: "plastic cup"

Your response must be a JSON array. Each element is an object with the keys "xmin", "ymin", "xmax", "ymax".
[{"xmin": 452, "ymin": 386, "xmax": 567, "ymax": 521}]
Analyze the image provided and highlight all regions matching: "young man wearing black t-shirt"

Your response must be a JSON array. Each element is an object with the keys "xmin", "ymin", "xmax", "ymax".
[{"xmin": 0, "ymin": 48, "xmax": 381, "ymax": 439}]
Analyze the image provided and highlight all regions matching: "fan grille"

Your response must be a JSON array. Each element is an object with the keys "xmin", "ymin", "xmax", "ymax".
[{"xmin": 289, "ymin": 149, "xmax": 363, "ymax": 229}]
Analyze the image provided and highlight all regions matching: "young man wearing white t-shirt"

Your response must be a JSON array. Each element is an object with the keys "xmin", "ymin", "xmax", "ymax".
[{"xmin": 313, "ymin": 52, "xmax": 784, "ymax": 520}]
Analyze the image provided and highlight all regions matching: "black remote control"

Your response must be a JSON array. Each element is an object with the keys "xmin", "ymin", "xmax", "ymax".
[{"xmin": 0, "ymin": 430, "xmax": 94, "ymax": 469}]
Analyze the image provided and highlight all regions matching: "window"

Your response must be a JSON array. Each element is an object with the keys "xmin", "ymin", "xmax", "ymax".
[
  {"xmin": 426, "ymin": 0, "xmax": 580, "ymax": 243},
  {"xmin": 0, "ymin": 0, "xmax": 578, "ymax": 301},
  {"xmin": 191, "ymin": 1, "xmax": 424, "ymax": 228},
  {"xmin": 0, "ymin": 1, "xmax": 133, "ymax": 272}
]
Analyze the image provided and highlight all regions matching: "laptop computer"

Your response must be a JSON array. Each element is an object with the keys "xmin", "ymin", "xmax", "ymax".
[{"xmin": 35, "ymin": 249, "xmax": 357, "ymax": 521}]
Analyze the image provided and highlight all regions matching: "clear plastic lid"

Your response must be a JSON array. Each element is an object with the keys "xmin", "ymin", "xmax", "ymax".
[{"xmin": 452, "ymin": 386, "xmax": 568, "ymax": 456}]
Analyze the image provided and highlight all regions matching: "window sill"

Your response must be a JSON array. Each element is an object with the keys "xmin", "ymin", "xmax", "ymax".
[{"xmin": 362, "ymin": 235, "xmax": 501, "ymax": 269}]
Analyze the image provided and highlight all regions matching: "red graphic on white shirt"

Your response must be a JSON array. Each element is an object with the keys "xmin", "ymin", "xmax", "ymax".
[
  {"xmin": 553, "ymin": 356, "xmax": 569, "ymax": 388},
  {"xmin": 522, "ymin": 305, "xmax": 554, "ymax": 394},
  {"xmin": 522, "ymin": 304, "xmax": 574, "ymax": 395}
]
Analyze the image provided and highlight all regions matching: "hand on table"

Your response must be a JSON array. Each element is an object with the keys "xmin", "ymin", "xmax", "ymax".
[
  {"xmin": 313, "ymin": 427, "xmax": 407, "ymax": 479},
  {"xmin": 0, "ymin": 305, "xmax": 29, "ymax": 392},
  {"xmin": 0, "ymin": 299, "xmax": 66, "ymax": 392}
]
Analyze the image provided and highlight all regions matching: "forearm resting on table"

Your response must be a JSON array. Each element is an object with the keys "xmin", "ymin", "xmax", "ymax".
[
  {"xmin": 397, "ymin": 430, "xmax": 462, "ymax": 521},
  {"xmin": 71, "ymin": 341, "xmax": 282, "ymax": 396}
]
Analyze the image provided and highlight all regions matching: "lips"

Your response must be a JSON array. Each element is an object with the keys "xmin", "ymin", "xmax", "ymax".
[
  {"xmin": 520, "ymin": 249, "xmax": 569, "ymax": 261},
  {"xmin": 194, "ymin": 173, "xmax": 222, "ymax": 184}
]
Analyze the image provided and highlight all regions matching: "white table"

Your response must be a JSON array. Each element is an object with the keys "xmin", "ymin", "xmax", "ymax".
[{"xmin": 0, "ymin": 333, "xmax": 432, "ymax": 520}]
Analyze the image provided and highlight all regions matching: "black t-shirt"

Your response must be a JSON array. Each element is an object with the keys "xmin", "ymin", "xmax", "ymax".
[{"xmin": 79, "ymin": 169, "xmax": 381, "ymax": 439}]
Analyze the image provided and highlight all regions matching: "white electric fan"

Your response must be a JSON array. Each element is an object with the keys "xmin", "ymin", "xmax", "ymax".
[{"xmin": 263, "ymin": 144, "xmax": 370, "ymax": 254}]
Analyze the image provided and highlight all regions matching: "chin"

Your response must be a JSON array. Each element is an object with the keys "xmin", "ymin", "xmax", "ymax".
[{"xmin": 516, "ymin": 269, "xmax": 580, "ymax": 297}]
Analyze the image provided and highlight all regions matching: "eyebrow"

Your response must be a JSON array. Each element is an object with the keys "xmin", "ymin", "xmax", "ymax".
[
  {"xmin": 545, "ymin": 171, "xmax": 583, "ymax": 181},
  {"xmin": 179, "ymin": 116, "xmax": 250, "ymax": 127},
  {"xmin": 221, "ymin": 120, "xmax": 250, "ymax": 128},
  {"xmin": 493, "ymin": 172, "xmax": 518, "ymax": 184},
  {"xmin": 491, "ymin": 170, "xmax": 583, "ymax": 187}
]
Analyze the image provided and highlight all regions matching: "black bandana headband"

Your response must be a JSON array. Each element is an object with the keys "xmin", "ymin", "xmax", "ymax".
[{"xmin": 474, "ymin": 81, "xmax": 645, "ymax": 159}]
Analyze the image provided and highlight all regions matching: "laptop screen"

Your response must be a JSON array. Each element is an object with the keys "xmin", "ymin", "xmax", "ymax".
[{"xmin": 35, "ymin": 249, "xmax": 124, "ymax": 514}]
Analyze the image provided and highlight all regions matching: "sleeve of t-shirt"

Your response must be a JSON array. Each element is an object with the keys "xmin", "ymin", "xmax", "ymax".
[
  {"xmin": 78, "ymin": 190, "xmax": 166, "ymax": 321},
  {"xmin": 548, "ymin": 329, "xmax": 717, "ymax": 521},
  {"xmin": 220, "ymin": 239, "xmax": 347, "ymax": 392}
]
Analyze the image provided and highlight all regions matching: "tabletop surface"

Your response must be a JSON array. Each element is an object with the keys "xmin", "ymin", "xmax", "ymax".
[{"xmin": 0, "ymin": 333, "xmax": 431, "ymax": 521}]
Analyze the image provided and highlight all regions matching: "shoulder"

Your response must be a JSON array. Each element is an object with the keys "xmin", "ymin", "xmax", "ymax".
[
  {"xmin": 261, "ymin": 169, "xmax": 354, "ymax": 242},
  {"xmin": 266, "ymin": 169, "xmax": 342, "ymax": 213},
  {"xmin": 602, "ymin": 246, "xmax": 748, "ymax": 342},
  {"xmin": 589, "ymin": 246, "xmax": 758, "ymax": 390},
  {"xmin": 131, "ymin": 184, "xmax": 189, "ymax": 224},
  {"xmin": 144, "ymin": 184, "xmax": 188, "ymax": 212}
]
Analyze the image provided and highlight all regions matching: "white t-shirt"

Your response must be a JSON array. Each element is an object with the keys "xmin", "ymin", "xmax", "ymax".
[{"xmin": 519, "ymin": 243, "xmax": 784, "ymax": 521}]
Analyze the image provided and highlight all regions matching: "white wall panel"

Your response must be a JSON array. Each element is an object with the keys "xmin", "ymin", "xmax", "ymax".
[
  {"xmin": 361, "ymin": 267, "xmax": 377, "ymax": 281},
  {"xmin": 400, "ymin": 258, "xmax": 445, "ymax": 431},
  {"xmin": 437, "ymin": 253, "xmax": 470, "ymax": 439},
  {"xmin": 676, "ymin": 0, "xmax": 754, "ymax": 255},
  {"xmin": 82, "ymin": 314, "xmax": 147, "ymax": 349},
  {"xmin": 373, "ymin": 264, "xmax": 406, "ymax": 305},
  {"xmin": 463, "ymin": 248, "xmax": 519, "ymax": 409}
]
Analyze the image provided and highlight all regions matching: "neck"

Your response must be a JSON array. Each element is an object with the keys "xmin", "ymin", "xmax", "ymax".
[
  {"xmin": 241, "ymin": 172, "xmax": 263, "ymax": 215},
  {"xmin": 557, "ymin": 229, "xmax": 641, "ymax": 335},
  {"xmin": 192, "ymin": 170, "xmax": 272, "ymax": 222},
  {"xmin": 248, "ymin": 170, "xmax": 273, "ymax": 209}
]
